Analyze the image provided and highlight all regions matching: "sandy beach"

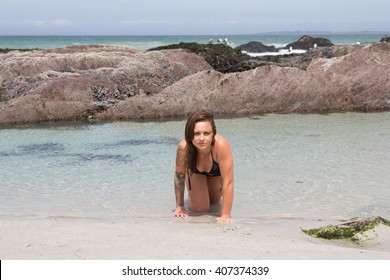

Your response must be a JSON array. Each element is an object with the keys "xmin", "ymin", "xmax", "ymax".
[{"xmin": 1, "ymin": 215, "xmax": 389, "ymax": 260}]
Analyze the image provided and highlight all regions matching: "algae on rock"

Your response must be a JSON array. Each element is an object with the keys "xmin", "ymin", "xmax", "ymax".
[{"xmin": 302, "ymin": 216, "xmax": 390, "ymax": 242}]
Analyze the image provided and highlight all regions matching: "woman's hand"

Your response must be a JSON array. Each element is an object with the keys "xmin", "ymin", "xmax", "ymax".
[
  {"xmin": 173, "ymin": 206, "xmax": 189, "ymax": 218},
  {"xmin": 216, "ymin": 215, "xmax": 232, "ymax": 223}
]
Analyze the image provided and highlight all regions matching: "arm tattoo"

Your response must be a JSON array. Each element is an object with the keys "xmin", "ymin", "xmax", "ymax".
[
  {"xmin": 174, "ymin": 171, "xmax": 185, "ymax": 207},
  {"xmin": 174, "ymin": 171, "xmax": 185, "ymax": 190},
  {"xmin": 174, "ymin": 142, "xmax": 187, "ymax": 207},
  {"xmin": 175, "ymin": 171, "xmax": 185, "ymax": 181}
]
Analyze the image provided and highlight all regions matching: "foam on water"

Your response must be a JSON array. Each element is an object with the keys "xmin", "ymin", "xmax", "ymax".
[{"xmin": 242, "ymin": 49, "xmax": 307, "ymax": 57}]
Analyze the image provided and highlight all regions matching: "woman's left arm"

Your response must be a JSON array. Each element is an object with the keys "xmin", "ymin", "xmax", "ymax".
[{"xmin": 215, "ymin": 136, "xmax": 234, "ymax": 222}]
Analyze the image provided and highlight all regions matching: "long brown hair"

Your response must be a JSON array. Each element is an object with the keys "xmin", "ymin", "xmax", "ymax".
[{"xmin": 185, "ymin": 110, "xmax": 217, "ymax": 172}]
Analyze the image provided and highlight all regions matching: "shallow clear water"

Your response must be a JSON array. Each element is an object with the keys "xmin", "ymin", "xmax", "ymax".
[{"xmin": 0, "ymin": 112, "xmax": 389, "ymax": 221}]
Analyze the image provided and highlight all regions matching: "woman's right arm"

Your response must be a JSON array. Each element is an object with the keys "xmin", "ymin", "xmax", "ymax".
[{"xmin": 173, "ymin": 140, "xmax": 188, "ymax": 217}]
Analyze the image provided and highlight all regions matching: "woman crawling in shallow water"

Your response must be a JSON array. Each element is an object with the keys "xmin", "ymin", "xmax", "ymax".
[{"xmin": 173, "ymin": 110, "xmax": 234, "ymax": 223}]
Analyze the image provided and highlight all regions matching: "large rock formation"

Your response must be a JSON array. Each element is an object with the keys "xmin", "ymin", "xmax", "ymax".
[
  {"xmin": 0, "ymin": 45, "xmax": 212, "ymax": 124},
  {"xmin": 150, "ymin": 38, "xmax": 359, "ymax": 73},
  {"xmin": 98, "ymin": 42, "xmax": 390, "ymax": 119},
  {"xmin": 1, "ymin": 42, "xmax": 389, "ymax": 125},
  {"xmin": 234, "ymin": 36, "xmax": 334, "ymax": 53}
]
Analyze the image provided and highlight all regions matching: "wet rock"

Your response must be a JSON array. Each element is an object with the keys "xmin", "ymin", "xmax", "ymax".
[
  {"xmin": 1, "ymin": 42, "xmax": 389, "ymax": 125},
  {"xmin": 151, "ymin": 38, "xmax": 338, "ymax": 73},
  {"xmin": 149, "ymin": 42, "xmax": 249, "ymax": 73},
  {"xmin": 0, "ymin": 45, "xmax": 212, "ymax": 124},
  {"xmin": 235, "ymin": 41, "xmax": 277, "ymax": 53},
  {"xmin": 285, "ymin": 35, "xmax": 334, "ymax": 50},
  {"xmin": 380, "ymin": 36, "xmax": 390, "ymax": 42},
  {"xmin": 99, "ymin": 42, "xmax": 390, "ymax": 119},
  {"xmin": 0, "ymin": 48, "xmax": 41, "ymax": 54}
]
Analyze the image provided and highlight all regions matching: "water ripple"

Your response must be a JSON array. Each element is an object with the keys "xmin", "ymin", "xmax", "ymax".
[
  {"xmin": 17, "ymin": 142, "xmax": 66, "ymax": 155},
  {"xmin": 1, "ymin": 142, "xmax": 134, "ymax": 164},
  {"xmin": 96, "ymin": 137, "xmax": 179, "ymax": 149},
  {"xmin": 70, "ymin": 153, "xmax": 134, "ymax": 163}
]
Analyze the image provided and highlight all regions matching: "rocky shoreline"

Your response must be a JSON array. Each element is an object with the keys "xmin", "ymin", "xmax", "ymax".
[{"xmin": 1, "ymin": 36, "xmax": 390, "ymax": 125}]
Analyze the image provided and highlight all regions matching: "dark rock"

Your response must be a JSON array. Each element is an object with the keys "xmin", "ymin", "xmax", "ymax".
[
  {"xmin": 225, "ymin": 59, "xmax": 273, "ymax": 72},
  {"xmin": 235, "ymin": 41, "xmax": 277, "ymax": 53},
  {"xmin": 380, "ymin": 36, "xmax": 390, "ymax": 42},
  {"xmin": 148, "ymin": 39, "xmax": 340, "ymax": 73},
  {"xmin": 285, "ymin": 35, "xmax": 334, "ymax": 50},
  {"xmin": 0, "ymin": 48, "xmax": 40, "ymax": 54},
  {"xmin": 148, "ymin": 42, "xmax": 249, "ymax": 73}
]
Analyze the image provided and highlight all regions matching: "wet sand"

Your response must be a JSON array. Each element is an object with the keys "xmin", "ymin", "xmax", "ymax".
[{"xmin": 1, "ymin": 215, "xmax": 389, "ymax": 260}]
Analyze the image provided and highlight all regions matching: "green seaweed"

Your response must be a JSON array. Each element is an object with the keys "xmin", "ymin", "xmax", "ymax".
[
  {"xmin": 302, "ymin": 216, "xmax": 390, "ymax": 242},
  {"xmin": 0, "ymin": 48, "xmax": 40, "ymax": 54}
]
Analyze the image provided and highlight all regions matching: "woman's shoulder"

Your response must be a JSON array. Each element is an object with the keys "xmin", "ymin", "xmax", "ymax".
[
  {"xmin": 213, "ymin": 135, "xmax": 233, "ymax": 163},
  {"xmin": 214, "ymin": 134, "xmax": 230, "ymax": 145},
  {"xmin": 177, "ymin": 140, "xmax": 187, "ymax": 153},
  {"xmin": 178, "ymin": 139, "xmax": 186, "ymax": 147},
  {"xmin": 178, "ymin": 139, "xmax": 186, "ymax": 145},
  {"xmin": 214, "ymin": 134, "xmax": 231, "ymax": 151}
]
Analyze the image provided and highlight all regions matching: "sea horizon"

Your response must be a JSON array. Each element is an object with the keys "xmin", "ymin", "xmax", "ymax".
[{"xmin": 1, "ymin": 31, "xmax": 389, "ymax": 50}]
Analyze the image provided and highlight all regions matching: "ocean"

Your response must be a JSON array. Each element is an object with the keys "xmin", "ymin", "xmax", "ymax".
[
  {"xmin": 1, "ymin": 113, "xmax": 390, "ymax": 222},
  {"xmin": 0, "ymin": 33, "xmax": 388, "ymax": 51}
]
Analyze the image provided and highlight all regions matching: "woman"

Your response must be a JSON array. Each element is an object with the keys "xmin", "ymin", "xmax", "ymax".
[{"xmin": 173, "ymin": 110, "xmax": 234, "ymax": 223}]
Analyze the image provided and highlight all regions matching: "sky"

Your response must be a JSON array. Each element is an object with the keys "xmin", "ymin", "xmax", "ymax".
[{"xmin": 1, "ymin": 0, "xmax": 389, "ymax": 35}]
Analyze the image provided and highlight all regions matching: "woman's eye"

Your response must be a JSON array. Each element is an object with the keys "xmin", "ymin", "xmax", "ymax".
[{"xmin": 194, "ymin": 131, "xmax": 211, "ymax": 137}]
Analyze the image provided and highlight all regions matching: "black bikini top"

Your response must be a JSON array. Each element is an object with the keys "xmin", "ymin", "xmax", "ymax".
[
  {"xmin": 188, "ymin": 151, "xmax": 221, "ymax": 190},
  {"xmin": 193, "ymin": 157, "xmax": 221, "ymax": 177}
]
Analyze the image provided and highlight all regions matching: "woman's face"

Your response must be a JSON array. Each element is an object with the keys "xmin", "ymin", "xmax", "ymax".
[{"xmin": 192, "ymin": 121, "xmax": 214, "ymax": 151}]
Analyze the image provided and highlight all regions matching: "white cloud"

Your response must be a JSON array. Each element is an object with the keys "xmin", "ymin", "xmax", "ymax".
[
  {"xmin": 208, "ymin": 20, "xmax": 239, "ymax": 25},
  {"xmin": 17, "ymin": 18, "xmax": 73, "ymax": 27},
  {"xmin": 120, "ymin": 19, "xmax": 173, "ymax": 25}
]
